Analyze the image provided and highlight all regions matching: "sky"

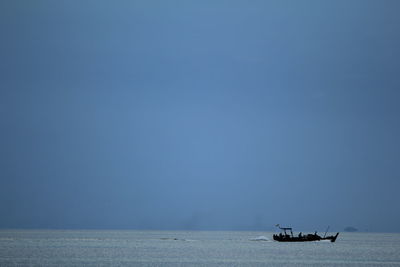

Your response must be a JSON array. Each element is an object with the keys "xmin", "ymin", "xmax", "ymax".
[{"xmin": 0, "ymin": 0, "xmax": 399, "ymax": 232}]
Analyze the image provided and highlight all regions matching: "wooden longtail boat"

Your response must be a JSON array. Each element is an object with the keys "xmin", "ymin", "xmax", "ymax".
[{"xmin": 273, "ymin": 225, "xmax": 339, "ymax": 242}]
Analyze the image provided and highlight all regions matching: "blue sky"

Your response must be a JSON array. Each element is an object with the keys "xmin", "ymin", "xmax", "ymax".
[{"xmin": 1, "ymin": 0, "xmax": 400, "ymax": 231}]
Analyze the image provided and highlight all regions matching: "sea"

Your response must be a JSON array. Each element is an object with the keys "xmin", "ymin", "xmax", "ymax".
[{"xmin": 1, "ymin": 230, "xmax": 400, "ymax": 266}]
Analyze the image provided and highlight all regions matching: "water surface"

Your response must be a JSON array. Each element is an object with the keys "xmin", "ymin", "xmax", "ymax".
[{"xmin": 1, "ymin": 230, "xmax": 399, "ymax": 266}]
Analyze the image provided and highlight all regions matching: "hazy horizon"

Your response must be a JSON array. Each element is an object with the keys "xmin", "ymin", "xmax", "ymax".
[{"xmin": 1, "ymin": 1, "xmax": 400, "ymax": 232}]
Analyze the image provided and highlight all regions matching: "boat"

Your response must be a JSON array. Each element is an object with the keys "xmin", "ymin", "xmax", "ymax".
[{"xmin": 273, "ymin": 224, "xmax": 339, "ymax": 242}]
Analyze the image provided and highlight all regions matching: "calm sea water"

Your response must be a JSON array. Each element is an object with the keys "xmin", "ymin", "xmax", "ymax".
[{"xmin": 1, "ymin": 230, "xmax": 400, "ymax": 266}]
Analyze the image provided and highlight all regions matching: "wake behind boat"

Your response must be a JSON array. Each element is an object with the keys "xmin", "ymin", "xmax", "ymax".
[{"xmin": 273, "ymin": 224, "xmax": 339, "ymax": 242}]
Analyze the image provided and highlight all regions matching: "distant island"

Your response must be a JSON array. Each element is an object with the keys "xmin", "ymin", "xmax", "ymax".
[{"xmin": 344, "ymin": 226, "xmax": 358, "ymax": 232}]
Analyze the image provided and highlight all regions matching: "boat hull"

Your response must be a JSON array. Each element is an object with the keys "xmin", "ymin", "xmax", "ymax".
[{"xmin": 273, "ymin": 233, "xmax": 339, "ymax": 242}]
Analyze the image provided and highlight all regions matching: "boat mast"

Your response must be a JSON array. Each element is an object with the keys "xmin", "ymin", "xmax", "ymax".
[{"xmin": 323, "ymin": 226, "xmax": 330, "ymax": 238}]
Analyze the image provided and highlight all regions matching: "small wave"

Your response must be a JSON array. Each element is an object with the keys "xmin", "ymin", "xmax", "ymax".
[
  {"xmin": 160, "ymin": 237, "xmax": 179, "ymax": 240},
  {"xmin": 160, "ymin": 237, "xmax": 196, "ymax": 242},
  {"xmin": 249, "ymin": 235, "xmax": 270, "ymax": 241},
  {"xmin": 319, "ymin": 239, "xmax": 332, "ymax": 243},
  {"xmin": 0, "ymin": 238, "xmax": 15, "ymax": 241}
]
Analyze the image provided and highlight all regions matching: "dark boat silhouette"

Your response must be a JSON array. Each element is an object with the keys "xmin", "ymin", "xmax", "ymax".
[{"xmin": 273, "ymin": 225, "xmax": 339, "ymax": 242}]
